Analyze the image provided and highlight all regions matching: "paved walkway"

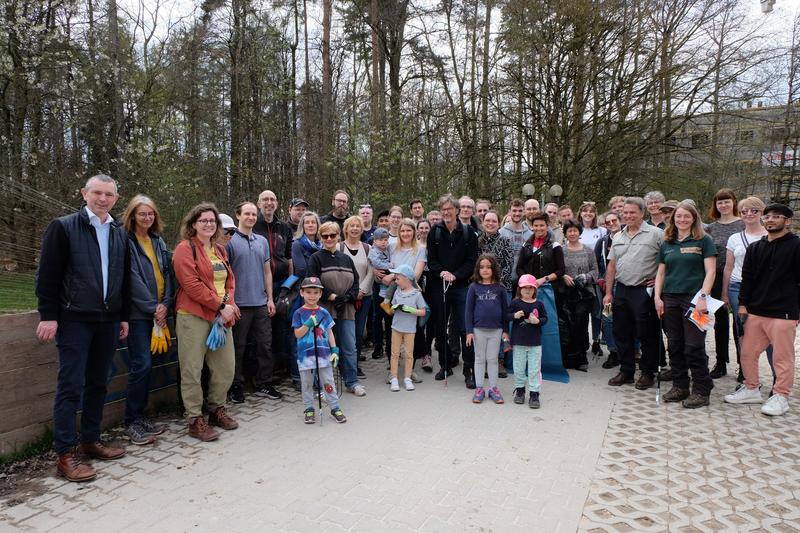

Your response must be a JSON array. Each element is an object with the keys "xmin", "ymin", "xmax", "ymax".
[{"xmin": 1, "ymin": 345, "xmax": 798, "ymax": 532}]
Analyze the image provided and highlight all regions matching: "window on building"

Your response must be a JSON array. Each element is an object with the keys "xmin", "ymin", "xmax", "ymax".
[
  {"xmin": 691, "ymin": 133, "xmax": 709, "ymax": 148},
  {"xmin": 736, "ymin": 130, "xmax": 755, "ymax": 142}
]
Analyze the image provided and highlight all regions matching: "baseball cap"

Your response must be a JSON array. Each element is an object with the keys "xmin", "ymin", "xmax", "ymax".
[
  {"xmin": 518, "ymin": 274, "xmax": 538, "ymax": 288},
  {"xmin": 290, "ymin": 198, "xmax": 309, "ymax": 208},
  {"xmin": 300, "ymin": 277, "xmax": 324, "ymax": 289},
  {"xmin": 763, "ymin": 203, "xmax": 794, "ymax": 219},
  {"xmin": 219, "ymin": 213, "xmax": 236, "ymax": 230},
  {"xmin": 389, "ymin": 264, "xmax": 415, "ymax": 280},
  {"xmin": 660, "ymin": 200, "xmax": 678, "ymax": 212},
  {"xmin": 373, "ymin": 228, "xmax": 390, "ymax": 240}
]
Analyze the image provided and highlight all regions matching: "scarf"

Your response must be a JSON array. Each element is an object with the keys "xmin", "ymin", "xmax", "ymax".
[{"xmin": 299, "ymin": 234, "xmax": 321, "ymax": 254}]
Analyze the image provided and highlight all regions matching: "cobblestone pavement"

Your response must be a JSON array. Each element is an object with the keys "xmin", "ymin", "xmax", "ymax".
[{"xmin": 1, "ymin": 343, "xmax": 798, "ymax": 532}]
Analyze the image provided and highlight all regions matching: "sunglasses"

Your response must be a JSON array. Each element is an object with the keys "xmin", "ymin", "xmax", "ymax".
[
  {"xmin": 320, "ymin": 233, "xmax": 338, "ymax": 240},
  {"xmin": 740, "ymin": 208, "xmax": 761, "ymax": 215},
  {"xmin": 224, "ymin": 228, "xmax": 236, "ymax": 236}
]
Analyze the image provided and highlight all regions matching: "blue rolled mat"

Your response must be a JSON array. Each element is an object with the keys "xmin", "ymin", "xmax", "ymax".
[{"xmin": 538, "ymin": 283, "xmax": 569, "ymax": 383}]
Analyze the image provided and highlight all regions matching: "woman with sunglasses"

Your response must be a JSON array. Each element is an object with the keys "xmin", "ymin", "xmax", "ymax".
[
  {"xmin": 172, "ymin": 203, "xmax": 240, "ymax": 441},
  {"xmin": 720, "ymin": 196, "xmax": 773, "ymax": 386},
  {"xmin": 577, "ymin": 202, "xmax": 607, "ymax": 356},
  {"xmin": 595, "ymin": 211, "xmax": 621, "ymax": 369},
  {"xmin": 307, "ymin": 221, "xmax": 366, "ymax": 396},
  {"xmin": 121, "ymin": 195, "xmax": 173, "ymax": 445},
  {"xmin": 291, "ymin": 211, "xmax": 322, "ymax": 278},
  {"xmin": 706, "ymin": 188, "xmax": 745, "ymax": 379}
]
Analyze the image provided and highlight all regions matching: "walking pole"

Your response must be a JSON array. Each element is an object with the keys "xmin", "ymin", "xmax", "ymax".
[
  {"xmin": 442, "ymin": 277, "xmax": 451, "ymax": 388},
  {"xmin": 312, "ymin": 320, "xmax": 323, "ymax": 426},
  {"xmin": 656, "ymin": 315, "xmax": 663, "ymax": 405}
]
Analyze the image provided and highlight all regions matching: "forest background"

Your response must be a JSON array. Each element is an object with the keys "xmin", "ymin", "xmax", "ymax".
[{"xmin": 1, "ymin": 0, "xmax": 799, "ymax": 307}]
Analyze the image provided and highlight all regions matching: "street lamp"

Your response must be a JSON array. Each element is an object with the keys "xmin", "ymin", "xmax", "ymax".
[
  {"xmin": 522, "ymin": 183, "xmax": 535, "ymax": 199},
  {"xmin": 549, "ymin": 184, "xmax": 563, "ymax": 204}
]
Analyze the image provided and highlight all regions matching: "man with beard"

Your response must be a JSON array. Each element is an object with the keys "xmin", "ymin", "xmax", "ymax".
[
  {"xmin": 500, "ymin": 198, "xmax": 532, "ymax": 278},
  {"xmin": 725, "ymin": 203, "xmax": 800, "ymax": 417},
  {"xmin": 321, "ymin": 190, "xmax": 350, "ymax": 236}
]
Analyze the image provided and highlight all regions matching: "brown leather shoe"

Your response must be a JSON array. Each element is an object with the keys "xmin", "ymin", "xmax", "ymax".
[
  {"xmin": 608, "ymin": 372, "xmax": 634, "ymax": 386},
  {"xmin": 188, "ymin": 416, "xmax": 220, "ymax": 441},
  {"xmin": 635, "ymin": 374, "xmax": 655, "ymax": 390},
  {"xmin": 57, "ymin": 450, "xmax": 96, "ymax": 482},
  {"xmin": 79, "ymin": 441, "xmax": 126, "ymax": 460},
  {"xmin": 663, "ymin": 386, "xmax": 690, "ymax": 403},
  {"xmin": 209, "ymin": 406, "xmax": 239, "ymax": 431}
]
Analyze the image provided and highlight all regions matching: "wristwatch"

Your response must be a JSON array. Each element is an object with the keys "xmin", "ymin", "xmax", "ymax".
[
  {"xmin": 219, "ymin": 302, "xmax": 227, "ymax": 310},
  {"xmin": 699, "ymin": 292, "xmax": 708, "ymax": 299}
]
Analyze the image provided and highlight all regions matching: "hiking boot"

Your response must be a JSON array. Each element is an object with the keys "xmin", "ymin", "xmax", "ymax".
[
  {"xmin": 125, "ymin": 422, "xmax": 156, "ymax": 446},
  {"xmin": 529, "ymin": 391, "xmax": 540, "ymax": 409},
  {"xmin": 682, "ymin": 393, "xmax": 710, "ymax": 409},
  {"xmin": 421, "ymin": 355, "xmax": 433, "ymax": 372},
  {"xmin": 404, "ymin": 377, "xmax": 415, "ymax": 391},
  {"xmin": 390, "ymin": 377, "xmax": 400, "ymax": 392},
  {"xmin": 608, "ymin": 372, "xmax": 634, "ymax": 386},
  {"xmin": 514, "ymin": 387, "xmax": 525, "ymax": 404},
  {"xmin": 635, "ymin": 374, "xmax": 655, "ymax": 390},
  {"xmin": 472, "ymin": 387, "xmax": 486, "ymax": 404},
  {"xmin": 591, "ymin": 340, "xmax": 602, "ymax": 355},
  {"xmin": 79, "ymin": 441, "xmax": 125, "ymax": 460},
  {"xmin": 138, "ymin": 418, "xmax": 167, "ymax": 436},
  {"xmin": 602, "ymin": 351, "xmax": 619, "ymax": 369},
  {"xmin": 488, "ymin": 387, "xmax": 504, "ymax": 404},
  {"xmin": 57, "ymin": 450, "xmax": 96, "ymax": 482},
  {"xmin": 371, "ymin": 349, "xmax": 383, "ymax": 360},
  {"xmin": 662, "ymin": 386, "xmax": 690, "ymax": 403},
  {"xmin": 357, "ymin": 367, "xmax": 366, "ymax": 378},
  {"xmin": 498, "ymin": 369, "xmax": 508, "ymax": 378},
  {"xmin": 209, "ymin": 406, "xmax": 239, "ymax": 430},
  {"xmin": 379, "ymin": 301, "xmax": 394, "ymax": 315},
  {"xmin": 410, "ymin": 372, "xmax": 423, "ymax": 383},
  {"xmin": 710, "ymin": 363, "xmax": 727, "ymax": 379},
  {"xmin": 188, "ymin": 416, "xmax": 220, "ymax": 441},
  {"xmin": 255, "ymin": 384, "xmax": 283, "ymax": 400},
  {"xmin": 465, "ymin": 375, "xmax": 476, "ymax": 390},
  {"xmin": 658, "ymin": 368, "xmax": 675, "ymax": 382},
  {"xmin": 228, "ymin": 384, "xmax": 245, "ymax": 404},
  {"xmin": 304, "ymin": 407, "xmax": 316, "ymax": 424},
  {"xmin": 761, "ymin": 394, "xmax": 789, "ymax": 416},
  {"xmin": 724, "ymin": 386, "xmax": 763, "ymax": 404},
  {"xmin": 435, "ymin": 368, "xmax": 453, "ymax": 381},
  {"xmin": 330, "ymin": 408, "xmax": 347, "ymax": 423}
]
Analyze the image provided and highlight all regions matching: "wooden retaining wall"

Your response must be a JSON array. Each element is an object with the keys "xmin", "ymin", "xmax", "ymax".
[{"xmin": 0, "ymin": 312, "xmax": 179, "ymax": 455}]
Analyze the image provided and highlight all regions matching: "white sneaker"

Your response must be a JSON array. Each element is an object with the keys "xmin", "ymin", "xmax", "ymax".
[
  {"xmin": 390, "ymin": 377, "xmax": 400, "ymax": 392},
  {"xmin": 410, "ymin": 372, "xmax": 423, "ymax": 384},
  {"xmin": 761, "ymin": 394, "xmax": 789, "ymax": 416},
  {"xmin": 347, "ymin": 384, "xmax": 367, "ymax": 397},
  {"xmin": 404, "ymin": 377, "xmax": 415, "ymax": 391},
  {"xmin": 724, "ymin": 386, "xmax": 763, "ymax": 404}
]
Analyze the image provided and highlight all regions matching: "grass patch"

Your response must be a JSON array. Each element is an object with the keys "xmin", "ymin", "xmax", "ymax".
[
  {"xmin": 0, "ymin": 271, "xmax": 37, "ymax": 314},
  {"xmin": 0, "ymin": 426, "xmax": 53, "ymax": 470}
]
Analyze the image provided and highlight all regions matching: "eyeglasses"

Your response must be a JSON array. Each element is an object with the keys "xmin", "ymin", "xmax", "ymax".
[
  {"xmin": 761, "ymin": 214, "xmax": 787, "ymax": 221},
  {"xmin": 196, "ymin": 219, "xmax": 217, "ymax": 226},
  {"xmin": 320, "ymin": 233, "xmax": 338, "ymax": 240},
  {"xmin": 334, "ymin": 198, "xmax": 348, "ymax": 204},
  {"xmin": 604, "ymin": 219, "xmax": 619, "ymax": 225},
  {"xmin": 224, "ymin": 228, "xmax": 236, "ymax": 236},
  {"xmin": 135, "ymin": 212, "xmax": 155, "ymax": 219},
  {"xmin": 741, "ymin": 208, "xmax": 761, "ymax": 215}
]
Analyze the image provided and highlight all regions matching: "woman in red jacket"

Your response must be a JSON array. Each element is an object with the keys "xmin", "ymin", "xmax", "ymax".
[{"xmin": 173, "ymin": 203, "xmax": 240, "ymax": 441}]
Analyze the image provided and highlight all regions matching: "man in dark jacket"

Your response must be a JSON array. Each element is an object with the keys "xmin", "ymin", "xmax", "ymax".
[
  {"xmin": 725, "ymin": 203, "xmax": 800, "ymax": 417},
  {"xmin": 427, "ymin": 194, "xmax": 479, "ymax": 388},
  {"xmin": 320, "ymin": 189, "xmax": 350, "ymax": 236},
  {"xmin": 36, "ymin": 174, "xmax": 130, "ymax": 482},
  {"xmin": 253, "ymin": 189, "xmax": 297, "ymax": 389}
]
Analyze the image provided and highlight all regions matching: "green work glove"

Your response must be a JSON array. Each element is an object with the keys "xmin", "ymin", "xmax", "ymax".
[
  {"xmin": 330, "ymin": 346, "xmax": 339, "ymax": 366},
  {"xmin": 303, "ymin": 315, "xmax": 318, "ymax": 329},
  {"xmin": 401, "ymin": 305, "xmax": 417, "ymax": 314}
]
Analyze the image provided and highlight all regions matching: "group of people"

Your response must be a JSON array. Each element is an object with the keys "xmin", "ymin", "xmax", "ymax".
[{"xmin": 35, "ymin": 174, "xmax": 800, "ymax": 483}]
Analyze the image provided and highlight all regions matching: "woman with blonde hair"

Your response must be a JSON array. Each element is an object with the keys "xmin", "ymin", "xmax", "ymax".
[
  {"xmin": 654, "ymin": 201, "xmax": 717, "ymax": 408},
  {"xmin": 172, "ymin": 203, "xmax": 240, "ymax": 441},
  {"xmin": 121, "ymin": 195, "xmax": 173, "ymax": 445},
  {"xmin": 307, "ymin": 221, "xmax": 366, "ymax": 396},
  {"xmin": 341, "ymin": 215, "xmax": 373, "ymax": 373}
]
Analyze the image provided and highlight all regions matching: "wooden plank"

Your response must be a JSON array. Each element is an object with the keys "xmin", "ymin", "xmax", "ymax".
[
  {"xmin": 0, "ymin": 422, "xmax": 51, "ymax": 456},
  {"xmin": 0, "ymin": 312, "xmax": 39, "ymax": 345},
  {"xmin": 0, "ymin": 340, "xmax": 56, "ymax": 370},
  {"xmin": 0, "ymin": 392, "xmax": 55, "ymax": 434},
  {"xmin": 0, "ymin": 363, "xmax": 58, "ymax": 405}
]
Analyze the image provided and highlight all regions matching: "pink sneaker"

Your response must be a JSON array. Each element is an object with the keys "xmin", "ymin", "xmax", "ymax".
[
  {"xmin": 488, "ymin": 387, "xmax": 504, "ymax": 404},
  {"xmin": 472, "ymin": 387, "xmax": 485, "ymax": 403}
]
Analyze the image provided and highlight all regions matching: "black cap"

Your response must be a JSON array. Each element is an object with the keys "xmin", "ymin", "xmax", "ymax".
[
  {"xmin": 763, "ymin": 203, "xmax": 794, "ymax": 219},
  {"xmin": 290, "ymin": 198, "xmax": 309, "ymax": 208},
  {"xmin": 300, "ymin": 276, "xmax": 324, "ymax": 289}
]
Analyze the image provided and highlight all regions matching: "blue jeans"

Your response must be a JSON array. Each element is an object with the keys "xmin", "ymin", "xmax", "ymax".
[
  {"xmin": 125, "ymin": 319, "xmax": 154, "ymax": 425},
  {"xmin": 355, "ymin": 295, "xmax": 373, "ymax": 359},
  {"xmin": 601, "ymin": 315, "xmax": 616, "ymax": 351},
  {"xmin": 334, "ymin": 319, "xmax": 358, "ymax": 388},
  {"xmin": 728, "ymin": 281, "xmax": 774, "ymax": 368},
  {"xmin": 54, "ymin": 320, "xmax": 118, "ymax": 455}
]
